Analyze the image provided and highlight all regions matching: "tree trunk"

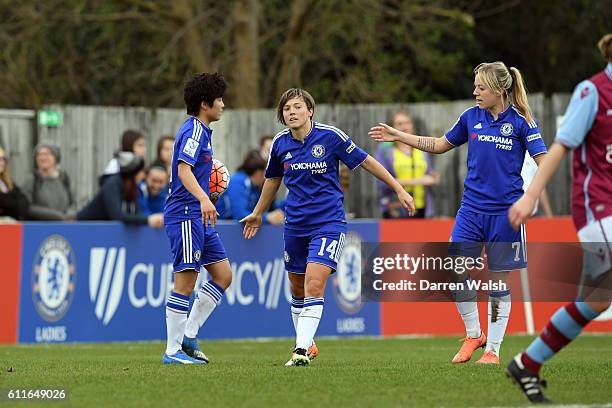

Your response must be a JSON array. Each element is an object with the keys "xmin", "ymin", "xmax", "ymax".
[
  {"xmin": 273, "ymin": 0, "xmax": 317, "ymax": 101},
  {"xmin": 231, "ymin": 0, "xmax": 261, "ymax": 108},
  {"xmin": 172, "ymin": 0, "xmax": 211, "ymax": 73}
]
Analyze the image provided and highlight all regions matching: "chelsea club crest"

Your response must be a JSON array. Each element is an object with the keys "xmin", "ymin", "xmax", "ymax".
[
  {"xmin": 311, "ymin": 144, "xmax": 325, "ymax": 158},
  {"xmin": 500, "ymin": 122, "xmax": 513, "ymax": 136},
  {"xmin": 32, "ymin": 235, "xmax": 77, "ymax": 322},
  {"xmin": 332, "ymin": 232, "xmax": 364, "ymax": 314}
]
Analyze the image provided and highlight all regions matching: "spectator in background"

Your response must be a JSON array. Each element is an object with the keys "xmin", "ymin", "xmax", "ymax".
[
  {"xmin": 376, "ymin": 111, "xmax": 439, "ymax": 218},
  {"xmin": 339, "ymin": 164, "xmax": 350, "ymax": 194},
  {"xmin": 247, "ymin": 134, "xmax": 274, "ymax": 162},
  {"xmin": 138, "ymin": 164, "xmax": 169, "ymax": 215},
  {"xmin": 258, "ymin": 134, "xmax": 273, "ymax": 161},
  {"xmin": 100, "ymin": 130, "xmax": 147, "ymax": 185},
  {"xmin": 256, "ymin": 135, "xmax": 288, "ymax": 210},
  {"xmin": 152, "ymin": 135, "xmax": 175, "ymax": 174},
  {"xmin": 78, "ymin": 152, "xmax": 163, "ymax": 228},
  {"xmin": 216, "ymin": 152, "xmax": 284, "ymax": 225},
  {"xmin": 23, "ymin": 143, "xmax": 76, "ymax": 220},
  {"xmin": 338, "ymin": 163, "xmax": 353, "ymax": 217},
  {"xmin": 0, "ymin": 146, "xmax": 28, "ymax": 221}
]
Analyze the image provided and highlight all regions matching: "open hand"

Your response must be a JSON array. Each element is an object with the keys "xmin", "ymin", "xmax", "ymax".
[
  {"xmin": 397, "ymin": 189, "xmax": 415, "ymax": 216},
  {"xmin": 201, "ymin": 198, "xmax": 218, "ymax": 228},
  {"xmin": 369, "ymin": 123, "xmax": 400, "ymax": 143},
  {"xmin": 240, "ymin": 213, "xmax": 263, "ymax": 239},
  {"xmin": 147, "ymin": 213, "xmax": 164, "ymax": 229}
]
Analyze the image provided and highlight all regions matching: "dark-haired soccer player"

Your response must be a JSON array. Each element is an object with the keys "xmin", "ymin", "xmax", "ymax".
[
  {"xmin": 162, "ymin": 73, "xmax": 233, "ymax": 365},
  {"xmin": 241, "ymin": 88, "xmax": 414, "ymax": 366},
  {"xmin": 506, "ymin": 33, "xmax": 612, "ymax": 403},
  {"xmin": 370, "ymin": 62, "xmax": 547, "ymax": 365}
]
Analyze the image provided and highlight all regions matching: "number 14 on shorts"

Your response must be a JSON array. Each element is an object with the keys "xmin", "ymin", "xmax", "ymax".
[
  {"xmin": 317, "ymin": 233, "xmax": 345, "ymax": 263},
  {"xmin": 318, "ymin": 237, "xmax": 338, "ymax": 259}
]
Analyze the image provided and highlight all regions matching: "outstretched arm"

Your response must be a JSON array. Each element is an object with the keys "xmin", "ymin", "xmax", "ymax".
[
  {"xmin": 508, "ymin": 143, "xmax": 568, "ymax": 229},
  {"xmin": 369, "ymin": 123, "xmax": 454, "ymax": 154},
  {"xmin": 359, "ymin": 155, "xmax": 415, "ymax": 216},
  {"xmin": 240, "ymin": 177, "xmax": 283, "ymax": 239}
]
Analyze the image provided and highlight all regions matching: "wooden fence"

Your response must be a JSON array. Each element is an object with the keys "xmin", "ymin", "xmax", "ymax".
[{"xmin": 0, "ymin": 93, "xmax": 572, "ymax": 218}]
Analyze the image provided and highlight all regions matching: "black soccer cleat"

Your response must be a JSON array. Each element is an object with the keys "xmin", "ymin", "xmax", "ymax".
[
  {"xmin": 506, "ymin": 355, "xmax": 551, "ymax": 404},
  {"xmin": 291, "ymin": 347, "xmax": 310, "ymax": 366}
]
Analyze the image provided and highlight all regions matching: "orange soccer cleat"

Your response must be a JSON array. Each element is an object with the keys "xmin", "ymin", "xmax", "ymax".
[
  {"xmin": 308, "ymin": 341, "xmax": 319, "ymax": 360},
  {"xmin": 476, "ymin": 350, "xmax": 500, "ymax": 364},
  {"xmin": 451, "ymin": 332, "xmax": 487, "ymax": 364}
]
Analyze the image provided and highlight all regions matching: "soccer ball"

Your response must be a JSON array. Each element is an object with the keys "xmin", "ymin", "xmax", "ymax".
[{"xmin": 209, "ymin": 159, "xmax": 230, "ymax": 201}]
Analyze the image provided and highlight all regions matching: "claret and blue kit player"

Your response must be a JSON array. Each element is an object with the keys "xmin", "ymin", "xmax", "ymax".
[
  {"xmin": 506, "ymin": 34, "xmax": 612, "ymax": 403},
  {"xmin": 162, "ymin": 72, "xmax": 233, "ymax": 365},
  {"xmin": 241, "ymin": 87, "xmax": 414, "ymax": 366}
]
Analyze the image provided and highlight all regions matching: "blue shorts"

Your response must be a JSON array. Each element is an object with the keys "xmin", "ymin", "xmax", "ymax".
[
  {"xmin": 449, "ymin": 207, "xmax": 527, "ymax": 272},
  {"xmin": 165, "ymin": 218, "xmax": 228, "ymax": 273},
  {"xmin": 284, "ymin": 226, "xmax": 347, "ymax": 274}
]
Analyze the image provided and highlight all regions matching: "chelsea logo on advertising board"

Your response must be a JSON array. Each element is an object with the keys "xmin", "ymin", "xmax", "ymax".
[
  {"xmin": 332, "ymin": 231, "xmax": 363, "ymax": 314},
  {"xmin": 311, "ymin": 144, "xmax": 325, "ymax": 158},
  {"xmin": 32, "ymin": 235, "xmax": 77, "ymax": 322},
  {"xmin": 500, "ymin": 122, "xmax": 513, "ymax": 136}
]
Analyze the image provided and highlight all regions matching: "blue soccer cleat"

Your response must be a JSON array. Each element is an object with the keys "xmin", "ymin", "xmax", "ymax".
[
  {"xmin": 162, "ymin": 350, "xmax": 205, "ymax": 365},
  {"xmin": 182, "ymin": 336, "xmax": 209, "ymax": 363}
]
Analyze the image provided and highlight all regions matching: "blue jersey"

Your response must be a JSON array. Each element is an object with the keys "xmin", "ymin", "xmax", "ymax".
[
  {"xmin": 445, "ymin": 105, "xmax": 547, "ymax": 214},
  {"xmin": 164, "ymin": 117, "xmax": 214, "ymax": 221},
  {"xmin": 265, "ymin": 122, "xmax": 368, "ymax": 233}
]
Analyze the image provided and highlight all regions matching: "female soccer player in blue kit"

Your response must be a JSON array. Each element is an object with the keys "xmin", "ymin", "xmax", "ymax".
[
  {"xmin": 370, "ymin": 62, "xmax": 548, "ymax": 365},
  {"xmin": 162, "ymin": 73, "xmax": 233, "ymax": 365},
  {"xmin": 241, "ymin": 88, "xmax": 415, "ymax": 366}
]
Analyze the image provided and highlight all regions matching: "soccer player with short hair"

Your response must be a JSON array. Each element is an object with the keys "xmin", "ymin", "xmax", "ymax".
[
  {"xmin": 506, "ymin": 33, "xmax": 612, "ymax": 403},
  {"xmin": 241, "ymin": 88, "xmax": 415, "ymax": 366},
  {"xmin": 162, "ymin": 72, "xmax": 233, "ymax": 365},
  {"xmin": 370, "ymin": 62, "xmax": 548, "ymax": 365}
]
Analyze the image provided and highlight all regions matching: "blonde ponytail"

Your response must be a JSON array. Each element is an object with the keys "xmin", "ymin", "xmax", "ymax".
[
  {"xmin": 509, "ymin": 67, "xmax": 534, "ymax": 124},
  {"xmin": 474, "ymin": 62, "xmax": 535, "ymax": 124}
]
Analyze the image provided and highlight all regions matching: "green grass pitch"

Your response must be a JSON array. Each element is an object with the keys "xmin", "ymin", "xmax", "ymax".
[{"xmin": 1, "ymin": 335, "xmax": 610, "ymax": 407}]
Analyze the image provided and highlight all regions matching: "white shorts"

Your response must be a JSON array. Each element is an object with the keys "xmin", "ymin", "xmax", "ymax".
[{"xmin": 577, "ymin": 215, "xmax": 612, "ymax": 281}]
